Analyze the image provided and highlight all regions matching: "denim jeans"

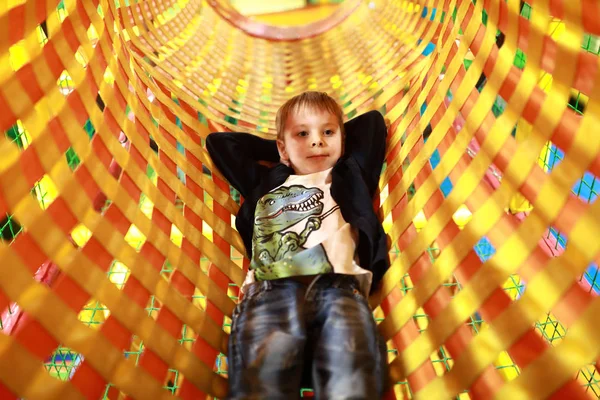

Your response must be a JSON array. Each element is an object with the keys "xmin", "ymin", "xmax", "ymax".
[{"xmin": 227, "ymin": 274, "xmax": 389, "ymax": 399}]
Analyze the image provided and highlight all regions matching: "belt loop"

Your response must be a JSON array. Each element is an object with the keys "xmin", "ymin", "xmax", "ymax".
[
  {"xmin": 304, "ymin": 275, "xmax": 323, "ymax": 300},
  {"xmin": 247, "ymin": 280, "xmax": 270, "ymax": 299},
  {"xmin": 332, "ymin": 274, "xmax": 345, "ymax": 289},
  {"xmin": 334, "ymin": 275, "xmax": 356, "ymax": 290}
]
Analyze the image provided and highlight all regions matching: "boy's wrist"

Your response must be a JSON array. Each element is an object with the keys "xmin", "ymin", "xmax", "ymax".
[{"xmin": 257, "ymin": 160, "xmax": 278, "ymax": 168}]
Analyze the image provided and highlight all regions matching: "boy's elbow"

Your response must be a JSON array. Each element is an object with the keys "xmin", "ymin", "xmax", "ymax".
[
  {"xmin": 365, "ymin": 110, "xmax": 388, "ymax": 137},
  {"xmin": 206, "ymin": 132, "xmax": 228, "ymax": 154},
  {"xmin": 206, "ymin": 131, "xmax": 217, "ymax": 146}
]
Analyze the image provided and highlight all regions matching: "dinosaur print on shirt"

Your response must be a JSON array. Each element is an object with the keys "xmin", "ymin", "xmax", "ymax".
[
  {"xmin": 251, "ymin": 184, "xmax": 338, "ymax": 280},
  {"xmin": 247, "ymin": 168, "xmax": 372, "ymax": 295}
]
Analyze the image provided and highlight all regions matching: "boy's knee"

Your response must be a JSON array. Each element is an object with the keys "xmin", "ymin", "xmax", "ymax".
[
  {"xmin": 250, "ymin": 331, "xmax": 305, "ymax": 370},
  {"xmin": 235, "ymin": 331, "xmax": 305, "ymax": 399}
]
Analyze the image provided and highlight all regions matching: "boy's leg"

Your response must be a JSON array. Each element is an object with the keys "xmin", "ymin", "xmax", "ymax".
[
  {"xmin": 308, "ymin": 275, "xmax": 389, "ymax": 399},
  {"xmin": 227, "ymin": 279, "xmax": 307, "ymax": 400}
]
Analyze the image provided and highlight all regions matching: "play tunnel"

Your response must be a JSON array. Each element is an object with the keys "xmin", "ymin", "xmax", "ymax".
[{"xmin": 1, "ymin": 0, "xmax": 600, "ymax": 398}]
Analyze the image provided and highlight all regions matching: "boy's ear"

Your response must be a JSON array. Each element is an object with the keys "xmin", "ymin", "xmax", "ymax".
[{"xmin": 276, "ymin": 139, "xmax": 289, "ymax": 161}]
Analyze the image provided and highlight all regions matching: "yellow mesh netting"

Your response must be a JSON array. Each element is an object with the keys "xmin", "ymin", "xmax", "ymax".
[{"xmin": 1, "ymin": 0, "xmax": 600, "ymax": 398}]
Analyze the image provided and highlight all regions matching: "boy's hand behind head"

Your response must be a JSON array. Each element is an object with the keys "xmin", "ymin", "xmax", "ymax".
[{"xmin": 275, "ymin": 92, "xmax": 345, "ymax": 176}]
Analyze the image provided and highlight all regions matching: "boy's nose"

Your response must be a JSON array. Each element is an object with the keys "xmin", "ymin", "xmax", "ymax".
[{"xmin": 311, "ymin": 134, "xmax": 324, "ymax": 147}]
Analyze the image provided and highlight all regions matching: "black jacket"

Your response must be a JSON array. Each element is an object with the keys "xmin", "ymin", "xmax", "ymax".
[{"xmin": 206, "ymin": 110, "xmax": 390, "ymax": 294}]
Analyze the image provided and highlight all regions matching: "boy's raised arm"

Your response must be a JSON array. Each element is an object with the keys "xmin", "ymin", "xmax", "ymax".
[
  {"xmin": 343, "ymin": 110, "xmax": 388, "ymax": 197},
  {"xmin": 206, "ymin": 131, "xmax": 280, "ymax": 198}
]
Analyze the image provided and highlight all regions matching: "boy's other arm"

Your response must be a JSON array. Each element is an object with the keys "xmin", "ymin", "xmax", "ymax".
[
  {"xmin": 206, "ymin": 132, "xmax": 280, "ymax": 198},
  {"xmin": 343, "ymin": 110, "xmax": 388, "ymax": 196}
]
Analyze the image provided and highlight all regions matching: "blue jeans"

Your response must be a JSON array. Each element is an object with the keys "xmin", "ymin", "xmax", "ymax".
[{"xmin": 227, "ymin": 274, "xmax": 389, "ymax": 399}]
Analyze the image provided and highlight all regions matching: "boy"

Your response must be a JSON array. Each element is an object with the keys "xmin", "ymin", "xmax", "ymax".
[{"xmin": 207, "ymin": 92, "xmax": 389, "ymax": 399}]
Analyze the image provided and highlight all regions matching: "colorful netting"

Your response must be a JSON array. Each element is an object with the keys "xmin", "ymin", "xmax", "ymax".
[{"xmin": 1, "ymin": 0, "xmax": 600, "ymax": 398}]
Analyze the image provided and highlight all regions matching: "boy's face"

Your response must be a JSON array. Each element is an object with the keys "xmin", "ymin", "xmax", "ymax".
[{"xmin": 277, "ymin": 107, "xmax": 343, "ymax": 175}]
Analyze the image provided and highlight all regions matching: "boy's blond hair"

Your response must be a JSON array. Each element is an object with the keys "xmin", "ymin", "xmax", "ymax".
[{"xmin": 275, "ymin": 92, "xmax": 345, "ymax": 140}]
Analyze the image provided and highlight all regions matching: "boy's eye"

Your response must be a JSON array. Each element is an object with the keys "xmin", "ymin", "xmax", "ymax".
[
  {"xmin": 298, "ymin": 131, "xmax": 308, "ymax": 137},
  {"xmin": 324, "ymin": 129, "xmax": 334, "ymax": 136}
]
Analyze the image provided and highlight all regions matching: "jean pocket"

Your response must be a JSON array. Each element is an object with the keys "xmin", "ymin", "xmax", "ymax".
[
  {"xmin": 230, "ymin": 302, "xmax": 244, "ymax": 335},
  {"xmin": 337, "ymin": 281, "xmax": 368, "ymax": 302},
  {"xmin": 230, "ymin": 286, "xmax": 268, "ymax": 335},
  {"xmin": 329, "ymin": 285, "xmax": 373, "ymax": 319},
  {"xmin": 241, "ymin": 281, "xmax": 269, "ymax": 303}
]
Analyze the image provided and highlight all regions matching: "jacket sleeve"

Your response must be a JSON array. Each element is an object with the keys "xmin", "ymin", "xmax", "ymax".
[
  {"xmin": 206, "ymin": 132, "xmax": 280, "ymax": 199},
  {"xmin": 343, "ymin": 110, "xmax": 388, "ymax": 197}
]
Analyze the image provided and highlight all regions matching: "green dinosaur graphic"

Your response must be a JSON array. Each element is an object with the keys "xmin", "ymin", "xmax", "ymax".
[{"xmin": 251, "ymin": 184, "xmax": 336, "ymax": 280}]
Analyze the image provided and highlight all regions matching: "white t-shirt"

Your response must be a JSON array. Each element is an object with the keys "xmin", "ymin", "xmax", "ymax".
[{"xmin": 243, "ymin": 167, "xmax": 372, "ymax": 295}]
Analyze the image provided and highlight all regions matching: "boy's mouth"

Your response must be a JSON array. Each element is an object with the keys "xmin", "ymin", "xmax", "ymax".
[{"xmin": 308, "ymin": 154, "xmax": 329, "ymax": 159}]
